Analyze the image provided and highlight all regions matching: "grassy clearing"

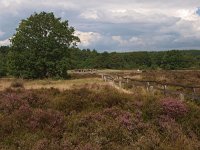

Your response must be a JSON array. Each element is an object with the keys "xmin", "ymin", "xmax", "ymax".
[{"xmin": 0, "ymin": 78, "xmax": 103, "ymax": 91}]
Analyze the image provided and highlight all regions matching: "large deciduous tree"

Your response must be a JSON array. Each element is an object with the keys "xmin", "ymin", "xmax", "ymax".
[{"xmin": 8, "ymin": 12, "xmax": 80, "ymax": 79}]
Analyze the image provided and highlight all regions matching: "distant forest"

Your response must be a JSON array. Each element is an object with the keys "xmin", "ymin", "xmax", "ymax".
[
  {"xmin": 0, "ymin": 46, "xmax": 200, "ymax": 77},
  {"xmin": 70, "ymin": 48, "xmax": 200, "ymax": 70}
]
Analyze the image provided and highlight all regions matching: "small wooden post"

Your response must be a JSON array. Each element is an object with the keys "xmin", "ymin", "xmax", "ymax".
[
  {"xmin": 146, "ymin": 82, "xmax": 150, "ymax": 92},
  {"xmin": 102, "ymin": 74, "xmax": 104, "ymax": 80},
  {"xmin": 179, "ymin": 93, "xmax": 185, "ymax": 101},
  {"xmin": 104, "ymin": 76, "xmax": 107, "ymax": 82},
  {"xmin": 193, "ymin": 88, "xmax": 196, "ymax": 100},
  {"xmin": 126, "ymin": 78, "xmax": 129, "ymax": 84},
  {"xmin": 163, "ymin": 85, "xmax": 167, "ymax": 96},
  {"xmin": 119, "ymin": 80, "xmax": 122, "ymax": 88},
  {"xmin": 150, "ymin": 86, "xmax": 154, "ymax": 92},
  {"xmin": 193, "ymin": 88, "xmax": 196, "ymax": 94}
]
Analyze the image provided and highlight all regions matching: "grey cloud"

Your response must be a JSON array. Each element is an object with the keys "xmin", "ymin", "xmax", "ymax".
[{"xmin": 0, "ymin": 0, "xmax": 200, "ymax": 51}]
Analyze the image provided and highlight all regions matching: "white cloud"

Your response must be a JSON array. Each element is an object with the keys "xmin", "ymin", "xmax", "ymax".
[
  {"xmin": 80, "ymin": 10, "xmax": 99, "ymax": 20},
  {"xmin": 75, "ymin": 31, "xmax": 102, "ymax": 47},
  {"xmin": 112, "ymin": 36, "xmax": 128, "ymax": 46},
  {"xmin": 112, "ymin": 36, "xmax": 145, "ymax": 47},
  {"xmin": 111, "ymin": 9, "xmax": 127, "ymax": 13},
  {"xmin": 0, "ymin": 39, "xmax": 10, "ymax": 46}
]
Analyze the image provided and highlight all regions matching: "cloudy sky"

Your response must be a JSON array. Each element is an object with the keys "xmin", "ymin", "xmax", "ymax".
[{"xmin": 0, "ymin": 0, "xmax": 200, "ymax": 51}]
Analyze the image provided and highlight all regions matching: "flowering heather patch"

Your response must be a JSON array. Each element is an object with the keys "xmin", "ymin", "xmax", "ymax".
[
  {"xmin": 27, "ymin": 109, "xmax": 65, "ymax": 136},
  {"xmin": 160, "ymin": 98, "xmax": 188, "ymax": 118},
  {"xmin": 21, "ymin": 91, "xmax": 49, "ymax": 108},
  {"xmin": 0, "ymin": 93, "xmax": 27, "ymax": 114},
  {"xmin": 0, "ymin": 85, "xmax": 199, "ymax": 149},
  {"xmin": 0, "ymin": 89, "xmax": 50, "ymax": 114},
  {"xmin": 78, "ymin": 107, "xmax": 147, "ymax": 134},
  {"xmin": 118, "ymin": 112, "xmax": 133, "ymax": 130},
  {"xmin": 103, "ymin": 107, "xmax": 122, "ymax": 118},
  {"xmin": 158, "ymin": 115, "xmax": 181, "ymax": 138}
]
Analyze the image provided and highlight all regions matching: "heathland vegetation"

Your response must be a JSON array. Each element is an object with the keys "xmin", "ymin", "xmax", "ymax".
[{"xmin": 0, "ymin": 84, "xmax": 200, "ymax": 149}]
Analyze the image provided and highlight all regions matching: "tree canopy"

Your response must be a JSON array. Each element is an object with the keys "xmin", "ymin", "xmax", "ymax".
[{"xmin": 8, "ymin": 12, "xmax": 80, "ymax": 79}]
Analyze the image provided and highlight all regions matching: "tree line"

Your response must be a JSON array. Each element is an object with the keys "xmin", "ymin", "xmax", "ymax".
[
  {"xmin": 1, "ymin": 45, "xmax": 200, "ymax": 78},
  {"xmin": 70, "ymin": 49, "xmax": 200, "ymax": 70},
  {"xmin": 0, "ymin": 12, "xmax": 199, "ymax": 79}
]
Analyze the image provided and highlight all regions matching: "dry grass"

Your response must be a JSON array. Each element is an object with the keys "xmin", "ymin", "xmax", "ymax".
[
  {"xmin": 0, "ymin": 78, "xmax": 13, "ymax": 91},
  {"xmin": 0, "ymin": 78, "xmax": 103, "ymax": 91}
]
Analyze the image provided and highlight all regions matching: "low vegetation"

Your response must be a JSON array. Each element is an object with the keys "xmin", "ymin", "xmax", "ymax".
[{"xmin": 0, "ymin": 84, "xmax": 199, "ymax": 149}]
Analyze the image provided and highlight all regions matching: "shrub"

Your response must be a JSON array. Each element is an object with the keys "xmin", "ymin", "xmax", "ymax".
[
  {"xmin": 27, "ymin": 109, "xmax": 65, "ymax": 136},
  {"xmin": 160, "ymin": 98, "xmax": 188, "ymax": 118},
  {"xmin": 142, "ymin": 96, "xmax": 162, "ymax": 121},
  {"xmin": 21, "ymin": 91, "xmax": 49, "ymax": 108},
  {"xmin": 10, "ymin": 80, "xmax": 24, "ymax": 88},
  {"xmin": 0, "ymin": 93, "xmax": 27, "ymax": 114}
]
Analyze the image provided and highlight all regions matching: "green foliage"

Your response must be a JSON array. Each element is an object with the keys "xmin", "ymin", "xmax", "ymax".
[
  {"xmin": 0, "ymin": 46, "xmax": 9, "ymax": 77},
  {"xmin": 70, "ymin": 49, "xmax": 199, "ymax": 70},
  {"xmin": 8, "ymin": 12, "xmax": 80, "ymax": 79},
  {"xmin": 161, "ymin": 50, "xmax": 188, "ymax": 69}
]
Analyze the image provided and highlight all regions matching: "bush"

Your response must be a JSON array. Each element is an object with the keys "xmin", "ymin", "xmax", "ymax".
[
  {"xmin": 10, "ymin": 80, "xmax": 24, "ymax": 88},
  {"xmin": 160, "ymin": 98, "xmax": 188, "ymax": 119},
  {"xmin": 27, "ymin": 109, "xmax": 65, "ymax": 137}
]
